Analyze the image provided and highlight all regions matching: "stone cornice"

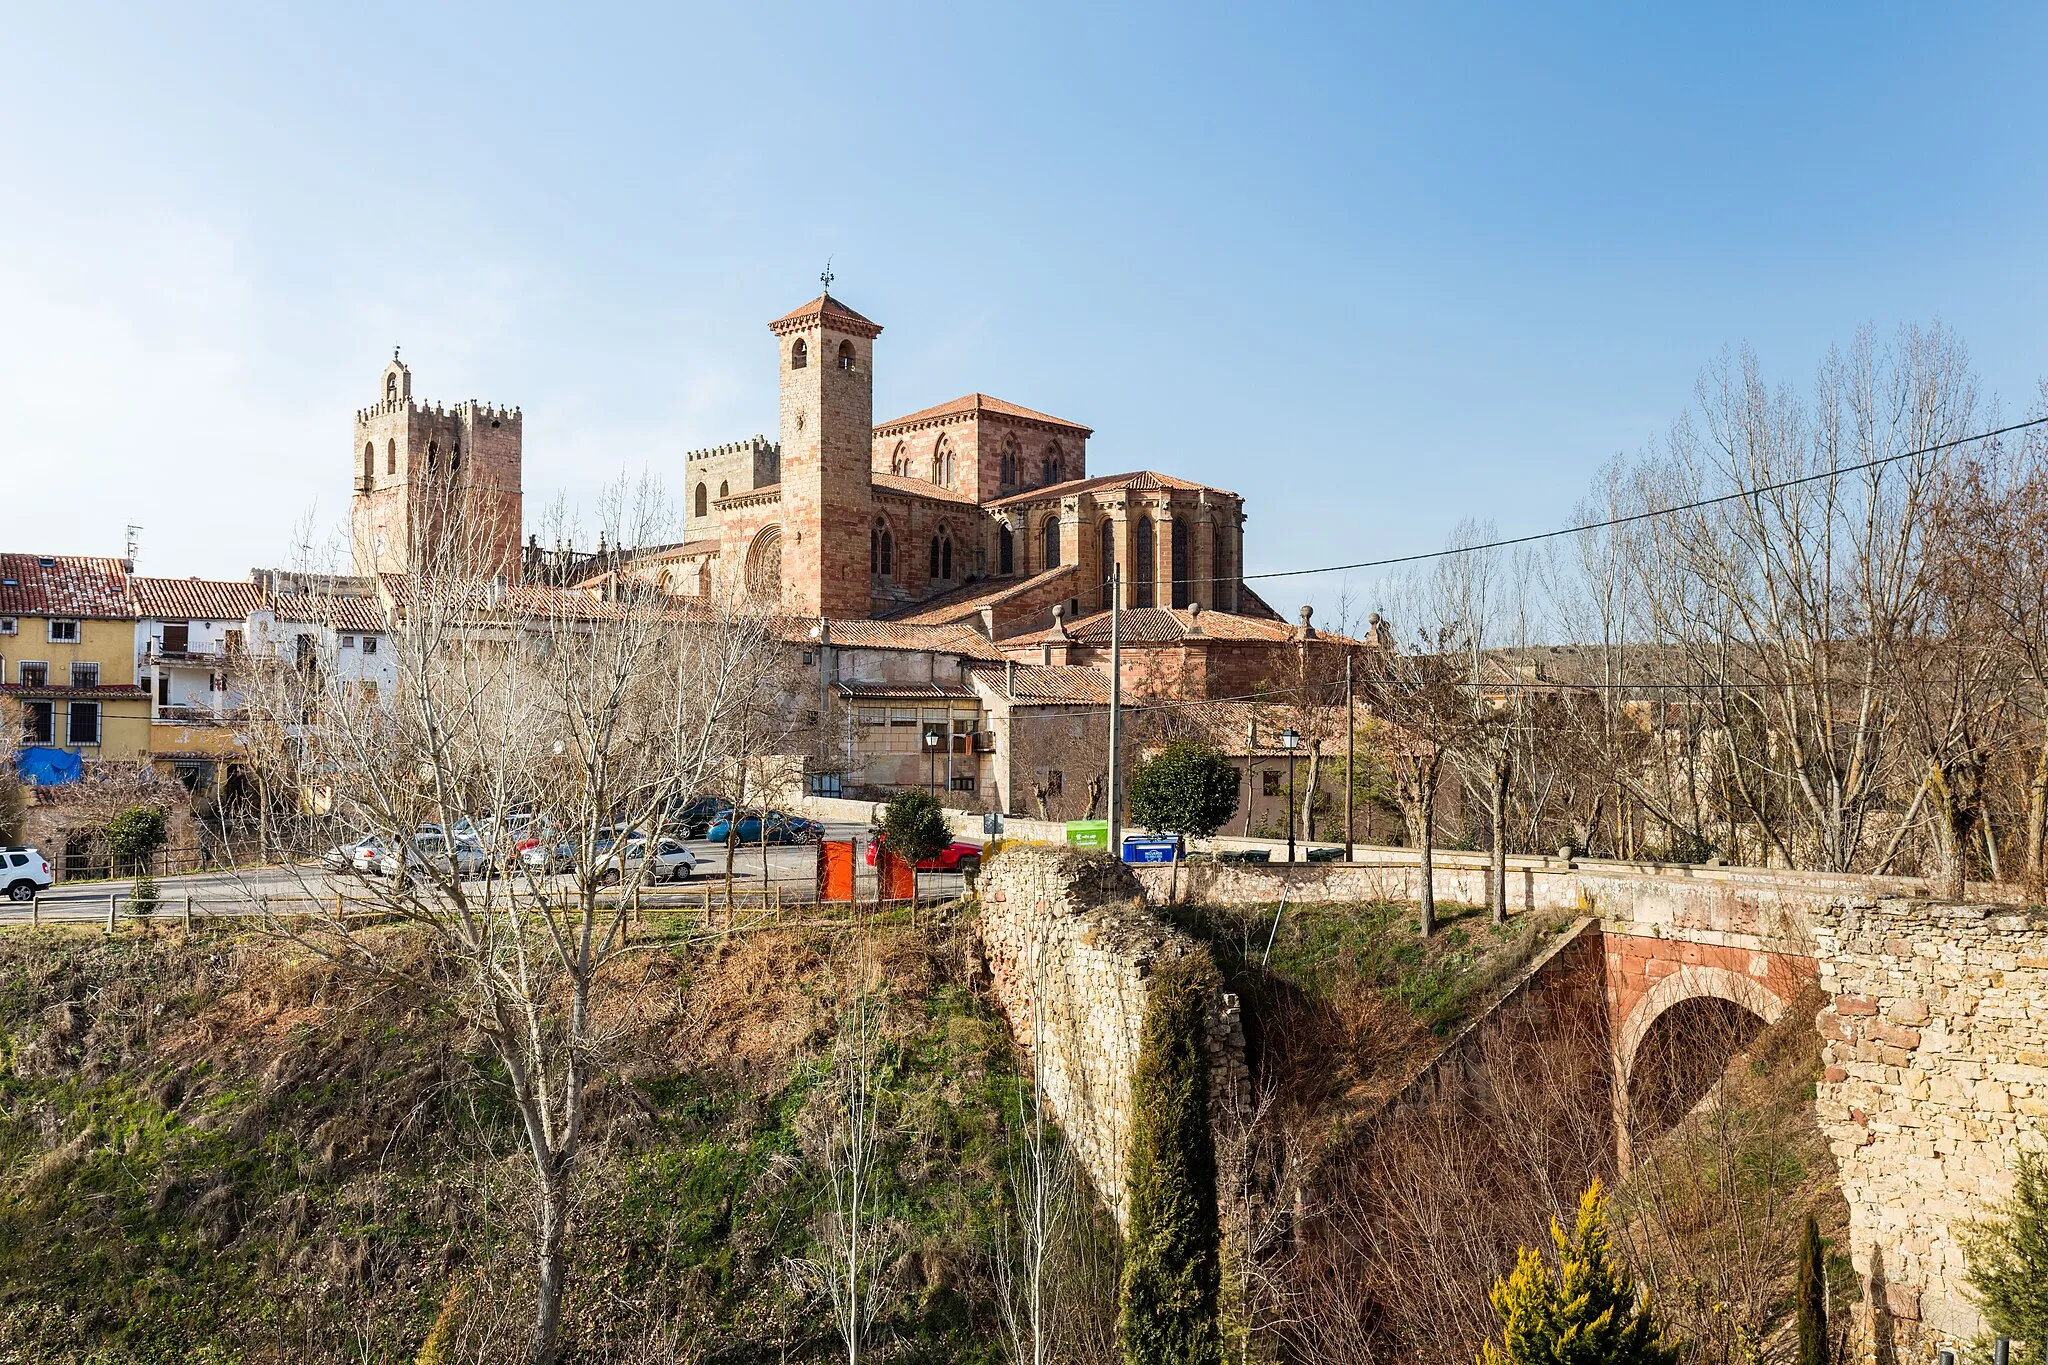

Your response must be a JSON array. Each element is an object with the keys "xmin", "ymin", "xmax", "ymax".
[{"xmin": 715, "ymin": 485, "xmax": 783, "ymax": 511}]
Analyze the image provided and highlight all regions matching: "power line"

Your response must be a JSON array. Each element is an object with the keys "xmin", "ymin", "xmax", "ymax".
[{"xmin": 1238, "ymin": 414, "xmax": 2048, "ymax": 585}]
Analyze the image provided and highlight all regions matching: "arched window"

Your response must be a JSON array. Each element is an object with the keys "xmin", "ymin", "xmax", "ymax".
[
  {"xmin": 719, "ymin": 480, "xmax": 729, "ymax": 498},
  {"xmin": 1134, "ymin": 517, "xmax": 1156, "ymax": 608},
  {"xmin": 1042, "ymin": 517, "xmax": 1061, "ymax": 569},
  {"xmin": 694, "ymin": 483, "xmax": 709, "ymax": 518},
  {"xmin": 1000, "ymin": 435, "xmax": 1020, "ymax": 487},
  {"xmin": 932, "ymin": 434, "xmax": 954, "ymax": 488},
  {"xmin": 837, "ymin": 340, "xmax": 855, "ymax": 371},
  {"xmin": 890, "ymin": 441, "xmax": 909, "ymax": 477},
  {"xmin": 1044, "ymin": 441, "xmax": 1064, "ymax": 485},
  {"xmin": 427, "ymin": 440, "xmax": 438, "ymax": 474},
  {"xmin": 385, "ymin": 375, "xmax": 397, "ymax": 403},
  {"xmin": 881, "ymin": 528, "xmax": 894, "ymax": 576},
  {"xmin": 790, "ymin": 338, "xmax": 808, "ymax": 369},
  {"xmin": 362, "ymin": 442, "xmax": 374, "ymax": 481},
  {"xmin": 1099, "ymin": 519, "xmax": 1117, "ymax": 609},
  {"xmin": 929, "ymin": 536, "xmax": 941, "ymax": 580},
  {"xmin": 386, "ymin": 439, "xmax": 396, "ymax": 475},
  {"xmin": 941, "ymin": 536, "xmax": 953, "ymax": 580},
  {"xmin": 1171, "ymin": 519, "xmax": 1190, "ymax": 607},
  {"xmin": 998, "ymin": 524, "xmax": 1014, "ymax": 575}
]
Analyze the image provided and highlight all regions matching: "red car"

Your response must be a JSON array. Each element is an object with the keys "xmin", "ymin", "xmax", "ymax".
[{"xmin": 865, "ymin": 835, "xmax": 982, "ymax": 874}]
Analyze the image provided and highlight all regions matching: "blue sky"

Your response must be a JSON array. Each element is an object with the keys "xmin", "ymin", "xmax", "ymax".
[{"xmin": 4, "ymin": 2, "xmax": 2044, "ymax": 622}]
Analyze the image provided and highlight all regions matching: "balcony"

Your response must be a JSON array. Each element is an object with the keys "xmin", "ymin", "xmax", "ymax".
[
  {"xmin": 143, "ymin": 644, "xmax": 234, "ymax": 668},
  {"xmin": 154, "ymin": 704, "xmax": 236, "ymax": 725}
]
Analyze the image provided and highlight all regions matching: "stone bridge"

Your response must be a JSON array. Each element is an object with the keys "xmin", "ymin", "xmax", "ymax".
[{"xmin": 1126, "ymin": 853, "xmax": 2048, "ymax": 1358}]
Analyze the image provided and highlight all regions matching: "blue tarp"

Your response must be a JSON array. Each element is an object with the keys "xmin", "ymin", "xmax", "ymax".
[{"xmin": 16, "ymin": 746, "xmax": 83, "ymax": 786}]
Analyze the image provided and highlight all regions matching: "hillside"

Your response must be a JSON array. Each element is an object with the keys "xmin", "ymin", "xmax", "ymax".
[{"xmin": 0, "ymin": 922, "xmax": 1085, "ymax": 1364}]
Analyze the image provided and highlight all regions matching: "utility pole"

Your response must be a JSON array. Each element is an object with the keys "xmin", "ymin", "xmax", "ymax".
[
  {"xmin": 1344, "ymin": 650, "xmax": 1355, "ymax": 862},
  {"xmin": 1106, "ymin": 564, "xmax": 1122, "ymax": 856}
]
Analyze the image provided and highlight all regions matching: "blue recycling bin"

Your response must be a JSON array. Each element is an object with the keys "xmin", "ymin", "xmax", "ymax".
[{"xmin": 1121, "ymin": 835, "xmax": 1182, "ymax": 864}]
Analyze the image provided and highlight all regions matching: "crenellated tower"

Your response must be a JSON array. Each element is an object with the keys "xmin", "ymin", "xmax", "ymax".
[
  {"xmin": 351, "ymin": 353, "xmax": 524, "ymax": 580},
  {"xmin": 767, "ymin": 293, "xmax": 880, "ymax": 616}
]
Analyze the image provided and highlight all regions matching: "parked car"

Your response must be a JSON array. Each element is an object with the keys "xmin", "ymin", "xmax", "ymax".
[
  {"xmin": 605, "ymin": 835, "xmax": 698, "ymax": 885},
  {"xmin": 708, "ymin": 810, "xmax": 821, "ymax": 845},
  {"xmin": 2, "ymin": 846, "xmax": 53, "ymax": 902},
  {"xmin": 377, "ymin": 833, "xmax": 491, "ymax": 880},
  {"xmin": 864, "ymin": 835, "xmax": 982, "ymax": 874},
  {"xmin": 668, "ymin": 796, "xmax": 724, "ymax": 839}
]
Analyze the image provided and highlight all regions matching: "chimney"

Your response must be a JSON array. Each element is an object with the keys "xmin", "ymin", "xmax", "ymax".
[
  {"xmin": 979, "ymin": 605, "xmax": 997, "ymax": 639},
  {"xmin": 1005, "ymin": 658, "xmax": 1016, "ymax": 697}
]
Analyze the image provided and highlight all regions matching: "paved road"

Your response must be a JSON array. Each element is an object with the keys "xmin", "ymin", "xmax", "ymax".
[{"xmin": 4, "ymin": 820, "xmax": 969, "ymax": 924}]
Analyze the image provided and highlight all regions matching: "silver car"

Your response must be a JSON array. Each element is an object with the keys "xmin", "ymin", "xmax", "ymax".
[{"xmin": 377, "ymin": 833, "xmax": 491, "ymax": 880}]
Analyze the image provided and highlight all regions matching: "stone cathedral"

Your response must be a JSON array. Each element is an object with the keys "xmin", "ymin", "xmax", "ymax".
[{"xmin": 349, "ymin": 290, "xmax": 1271, "ymax": 640}]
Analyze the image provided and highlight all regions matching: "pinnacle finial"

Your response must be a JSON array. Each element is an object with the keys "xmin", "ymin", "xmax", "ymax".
[
  {"xmin": 820, "ymin": 257, "xmax": 834, "ymax": 294},
  {"xmin": 393, "ymin": 345, "xmax": 401, "ymax": 362}
]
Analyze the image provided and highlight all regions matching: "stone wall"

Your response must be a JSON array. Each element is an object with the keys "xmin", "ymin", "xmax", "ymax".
[
  {"xmin": 1811, "ymin": 898, "xmax": 2048, "ymax": 1356},
  {"xmin": 975, "ymin": 843, "xmax": 1248, "ymax": 1230}
]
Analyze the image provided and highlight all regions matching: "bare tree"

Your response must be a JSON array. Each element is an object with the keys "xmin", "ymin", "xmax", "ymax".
[
  {"xmin": 234, "ymin": 473, "xmax": 783, "ymax": 1365},
  {"xmin": 799, "ymin": 931, "xmax": 892, "ymax": 1364},
  {"xmin": 1357, "ymin": 633, "xmax": 1463, "ymax": 937},
  {"xmin": 994, "ymin": 922, "xmax": 1074, "ymax": 1365}
]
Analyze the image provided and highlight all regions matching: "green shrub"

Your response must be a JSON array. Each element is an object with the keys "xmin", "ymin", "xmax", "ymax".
[
  {"xmin": 1117, "ymin": 950, "xmax": 1223, "ymax": 1365},
  {"xmin": 880, "ymin": 788, "xmax": 950, "ymax": 868},
  {"xmin": 104, "ymin": 805, "xmax": 169, "ymax": 872},
  {"xmin": 1480, "ymin": 1179, "xmax": 1680, "ymax": 1365},
  {"xmin": 1965, "ymin": 1152, "xmax": 2048, "ymax": 1349},
  {"xmin": 1126, "ymin": 741, "xmax": 1240, "ymax": 843}
]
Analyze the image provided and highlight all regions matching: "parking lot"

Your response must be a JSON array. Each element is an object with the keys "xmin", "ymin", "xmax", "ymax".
[{"xmin": 3, "ymin": 820, "xmax": 972, "ymax": 924}]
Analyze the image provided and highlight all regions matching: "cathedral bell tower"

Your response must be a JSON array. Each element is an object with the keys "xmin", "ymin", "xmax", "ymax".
[
  {"xmin": 350, "ymin": 351, "xmax": 524, "ymax": 581},
  {"xmin": 767, "ymin": 287, "xmax": 879, "ymax": 617}
]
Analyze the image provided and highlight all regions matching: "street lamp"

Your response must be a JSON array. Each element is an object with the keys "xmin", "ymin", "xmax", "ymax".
[
  {"xmin": 1280, "ymin": 728, "xmax": 1302, "ymax": 863},
  {"xmin": 924, "ymin": 727, "xmax": 941, "ymax": 798}
]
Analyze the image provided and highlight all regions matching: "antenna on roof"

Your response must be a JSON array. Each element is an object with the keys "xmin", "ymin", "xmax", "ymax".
[
  {"xmin": 125, "ymin": 524, "xmax": 142, "ymax": 567},
  {"xmin": 820, "ymin": 257, "xmax": 834, "ymax": 293}
]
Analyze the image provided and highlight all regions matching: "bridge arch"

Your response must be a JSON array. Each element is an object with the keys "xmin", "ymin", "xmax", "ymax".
[{"xmin": 1615, "ymin": 965, "xmax": 1786, "ymax": 1165}]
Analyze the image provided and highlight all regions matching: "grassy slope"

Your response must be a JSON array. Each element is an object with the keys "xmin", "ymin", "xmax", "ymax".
[{"xmin": 0, "ymin": 923, "xmax": 1033, "ymax": 1364}]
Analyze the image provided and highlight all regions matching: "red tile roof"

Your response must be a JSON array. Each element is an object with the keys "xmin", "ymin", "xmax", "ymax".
[
  {"xmin": 834, "ymin": 679, "xmax": 979, "ymax": 700},
  {"xmin": 0, "ymin": 682, "xmax": 150, "ymax": 700},
  {"xmin": 129, "ymin": 577, "xmax": 264, "ymax": 621},
  {"xmin": 272, "ymin": 594, "xmax": 389, "ymax": 633},
  {"xmin": 968, "ymin": 662, "xmax": 1112, "ymax": 705},
  {"xmin": 875, "ymin": 393, "xmax": 1093, "ymax": 436},
  {"xmin": 810, "ymin": 618, "xmax": 1006, "ymax": 661},
  {"xmin": 883, "ymin": 565, "xmax": 1078, "ymax": 626},
  {"xmin": 768, "ymin": 293, "xmax": 883, "ymax": 338},
  {"xmin": 985, "ymin": 470, "xmax": 1238, "ymax": 509},
  {"xmin": 0, "ymin": 554, "xmax": 135, "ymax": 618},
  {"xmin": 1039, "ymin": 606, "xmax": 1359, "ymax": 647},
  {"xmin": 869, "ymin": 471, "xmax": 981, "ymax": 507}
]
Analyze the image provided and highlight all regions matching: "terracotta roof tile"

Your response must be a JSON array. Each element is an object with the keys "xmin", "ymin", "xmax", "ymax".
[
  {"xmin": 968, "ymin": 662, "xmax": 1111, "ymax": 705},
  {"xmin": 1047, "ymin": 606, "xmax": 1360, "ymax": 647},
  {"xmin": 882, "ymin": 565, "xmax": 1079, "ymax": 626},
  {"xmin": 985, "ymin": 470, "xmax": 1238, "ymax": 509},
  {"xmin": 0, "ymin": 554, "xmax": 134, "ymax": 618},
  {"xmin": 129, "ymin": 577, "xmax": 264, "ymax": 621},
  {"xmin": 869, "ymin": 471, "xmax": 980, "ymax": 507},
  {"xmin": 812, "ymin": 618, "xmax": 1006, "ymax": 661},
  {"xmin": 271, "ymin": 595, "xmax": 390, "ymax": 633},
  {"xmin": 834, "ymin": 679, "xmax": 979, "ymax": 700},
  {"xmin": 875, "ymin": 392, "xmax": 1092, "ymax": 436},
  {"xmin": 0, "ymin": 682, "xmax": 150, "ymax": 700},
  {"xmin": 768, "ymin": 293, "xmax": 882, "ymax": 338}
]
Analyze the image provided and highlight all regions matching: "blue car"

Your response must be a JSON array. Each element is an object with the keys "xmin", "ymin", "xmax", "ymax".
[{"xmin": 707, "ymin": 810, "xmax": 822, "ymax": 845}]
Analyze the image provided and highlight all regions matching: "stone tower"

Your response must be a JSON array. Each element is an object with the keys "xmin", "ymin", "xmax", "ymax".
[
  {"xmin": 768, "ymin": 293, "xmax": 879, "ymax": 617},
  {"xmin": 351, "ymin": 354, "xmax": 523, "ymax": 580}
]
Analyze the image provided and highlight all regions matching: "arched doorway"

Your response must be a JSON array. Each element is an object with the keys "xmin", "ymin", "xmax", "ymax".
[{"xmin": 745, "ymin": 526, "xmax": 783, "ymax": 605}]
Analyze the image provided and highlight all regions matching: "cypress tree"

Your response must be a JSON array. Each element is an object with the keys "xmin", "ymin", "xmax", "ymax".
[
  {"xmin": 1117, "ymin": 950, "xmax": 1223, "ymax": 1365},
  {"xmin": 1479, "ymin": 1179, "xmax": 1680, "ymax": 1365},
  {"xmin": 1965, "ymin": 1152, "xmax": 2048, "ymax": 1351},
  {"xmin": 1796, "ymin": 1213, "xmax": 1830, "ymax": 1365}
]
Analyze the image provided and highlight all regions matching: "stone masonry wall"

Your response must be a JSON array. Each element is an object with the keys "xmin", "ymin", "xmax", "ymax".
[
  {"xmin": 976, "ymin": 843, "xmax": 1248, "ymax": 1231},
  {"xmin": 1811, "ymin": 898, "xmax": 2048, "ymax": 1356}
]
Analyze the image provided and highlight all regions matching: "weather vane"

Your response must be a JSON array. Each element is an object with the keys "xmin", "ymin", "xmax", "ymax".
[{"xmin": 820, "ymin": 257, "xmax": 834, "ymax": 292}]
